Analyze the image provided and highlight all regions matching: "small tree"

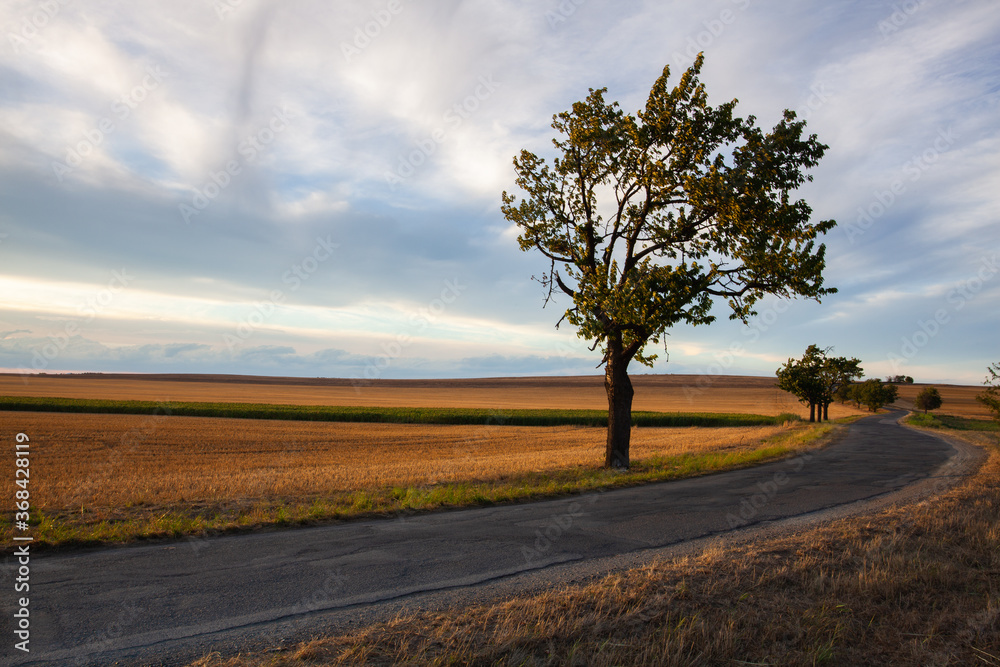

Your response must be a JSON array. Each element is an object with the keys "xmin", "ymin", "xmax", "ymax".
[
  {"xmin": 887, "ymin": 374, "xmax": 914, "ymax": 384},
  {"xmin": 851, "ymin": 384, "xmax": 864, "ymax": 409},
  {"xmin": 855, "ymin": 378, "xmax": 899, "ymax": 412},
  {"xmin": 977, "ymin": 362, "xmax": 1000, "ymax": 422},
  {"xmin": 776, "ymin": 345, "xmax": 862, "ymax": 422},
  {"xmin": 913, "ymin": 386, "xmax": 942, "ymax": 414},
  {"xmin": 847, "ymin": 383, "xmax": 865, "ymax": 409}
]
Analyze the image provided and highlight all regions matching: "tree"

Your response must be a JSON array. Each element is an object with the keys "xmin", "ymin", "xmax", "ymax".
[
  {"xmin": 844, "ymin": 383, "xmax": 865, "ymax": 409},
  {"xmin": 887, "ymin": 374, "xmax": 914, "ymax": 384},
  {"xmin": 977, "ymin": 362, "xmax": 1000, "ymax": 422},
  {"xmin": 818, "ymin": 354, "xmax": 864, "ymax": 420},
  {"xmin": 835, "ymin": 382, "xmax": 856, "ymax": 404},
  {"xmin": 776, "ymin": 346, "xmax": 824, "ymax": 422},
  {"xmin": 913, "ymin": 386, "xmax": 942, "ymax": 414},
  {"xmin": 776, "ymin": 345, "xmax": 862, "ymax": 422},
  {"xmin": 502, "ymin": 55, "xmax": 835, "ymax": 468},
  {"xmin": 855, "ymin": 379, "xmax": 899, "ymax": 413}
]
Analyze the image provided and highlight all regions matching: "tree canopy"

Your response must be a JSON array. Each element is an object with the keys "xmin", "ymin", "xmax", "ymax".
[
  {"xmin": 913, "ymin": 386, "xmax": 942, "ymax": 414},
  {"xmin": 977, "ymin": 362, "xmax": 1000, "ymax": 422},
  {"xmin": 502, "ymin": 54, "xmax": 836, "ymax": 468},
  {"xmin": 776, "ymin": 345, "xmax": 863, "ymax": 422},
  {"xmin": 855, "ymin": 379, "xmax": 899, "ymax": 413}
]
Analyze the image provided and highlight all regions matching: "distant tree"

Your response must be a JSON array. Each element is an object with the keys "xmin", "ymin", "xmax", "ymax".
[
  {"xmin": 502, "ymin": 54, "xmax": 836, "ymax": 469},
  {"xmin": 776, "ymin": 345, "xmax": 863, "ymax": 422},
  {"xmin": 855, "ymin": 378, "xmax": 899, "ymax": 413},
  {"xmin": 913, "ymin": 386, "xmax": 942, "ymax": 414},
  {"xmin": 977, "ymin": 362, "xmax": 1000, "ymax": 422},
  {"xmin": 886, "ymin": 374, "xmax": 914, "ymax": 384},
  {"xmin": 849, "ymin": 383, "xmax": 864, "ymax": 409},
  {"xmin": 835, "ymin": 382, "xmax": 854, "ymax": 404}
]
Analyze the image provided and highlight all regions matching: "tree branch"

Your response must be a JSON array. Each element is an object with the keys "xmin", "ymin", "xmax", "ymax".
[{"xmin": 554, "ymin": 272, "xmax": 577, "ymax": 298}]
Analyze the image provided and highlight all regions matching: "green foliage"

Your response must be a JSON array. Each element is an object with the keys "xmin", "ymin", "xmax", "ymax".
[
  {"xmin": 887, "ymin": 374, "xmax": 914, "ymax": 384},
  {"xmin": 854, "ymin": 379, "xmax": 899, "ymax": 412},
  {"xmin": 502, "ymin": 54, "xmax": 836, "ymax": 468},
  {"xmin": 906, "ymin": 412, "xmax": 999, "ymax": 432},
  {"xmin": 905, "ymin": 412, "xmax": 943, "ymax": 428},
  {"xmin": 820, "ymin": 354, "xmax": 864, "ymax": 404},
  {"xmin": 776, "ymin": 346, "xmax": 823, "ymax": 398},
  {"xmin": 501, "ymin": 54, "xmax": 835, "ymax": 370},
  {"xmin": 775, "ymin": 345, "xmax": 863, "ymax": 420},
  {"xmin": 977, "ymin": 362, "xmax": 1000, "ymax": 422},
  {"xmin": 0, "ymin": 396, "xmax": 797, "ymax": 428},
  {"xmin": 913, "ymin": 386, "xmax": 942, "ymax": 414}
]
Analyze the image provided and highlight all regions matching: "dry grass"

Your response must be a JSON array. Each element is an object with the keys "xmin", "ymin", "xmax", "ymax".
[
  {"xmin": 0, "ymin": 411, "xmax": 821, "ymax": 548},
  {"xmin": 187, "ymin": 420, "xmax": 1000, "ymax": 667},
  {"xmin": 0, "ymin": 373, "xmax": 868, "ymax": 419}
]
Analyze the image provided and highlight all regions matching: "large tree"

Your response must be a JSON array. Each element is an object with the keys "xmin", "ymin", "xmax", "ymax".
[{"xmin": 501, "ymin": 55, "xmax": 836, "ymax": 468}]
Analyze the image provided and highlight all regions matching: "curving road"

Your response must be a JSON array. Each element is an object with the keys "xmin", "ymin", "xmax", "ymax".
[{"xmin": 5, "ymin": 411, "xmax": 980, "ymax": 666}]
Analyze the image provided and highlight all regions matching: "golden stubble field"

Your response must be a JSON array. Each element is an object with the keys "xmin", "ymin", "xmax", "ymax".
[
  {"xmin": 1, "ymin": 411, "xmax": 791, "ymax": 511},
  {"xmin": 893, "ymin": 382, "xmax": 992, "ymax": 418},
  {"xmin": 0, "ymin": 372, "xmax": 870, "ymax": 418}
]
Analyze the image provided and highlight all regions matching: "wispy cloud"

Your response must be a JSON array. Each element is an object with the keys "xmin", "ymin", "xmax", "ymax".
[{"xmin": 0, "ymin": 0, "xmax": 997, "ymax": 383}]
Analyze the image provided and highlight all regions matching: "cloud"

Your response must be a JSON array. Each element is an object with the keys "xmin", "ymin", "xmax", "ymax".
[
  {"xmin": 0, "ymin": 0, "xmax": 997, "ymax": 384},
  {"xmin": 453, "ymin": 353, "xmax": 596, "ymax": 377},
  {"xmin": 0, "ymin": 330, "xmax": 602, "ymax": 380}
]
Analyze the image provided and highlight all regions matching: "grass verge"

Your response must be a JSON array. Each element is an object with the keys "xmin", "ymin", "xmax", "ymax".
[
  {"xmin": 187, "ymin": 415, "xmax": 998, "ymax": 666},
  {"xmin": 907, "ymin": 411, "xmax": 1000, "ymax": 432},
  {"xmin": 0, "ymin": 421, "xmax": 833, "ymax": 552},
  {"xmin": 0, "ymin": 395, "xmax": 798, "ymax": 427}
]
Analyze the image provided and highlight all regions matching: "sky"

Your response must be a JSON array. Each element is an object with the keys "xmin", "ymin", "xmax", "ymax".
[{"xmin": 0, "ymin": 0, "xmax": 997, "ymax": 385}]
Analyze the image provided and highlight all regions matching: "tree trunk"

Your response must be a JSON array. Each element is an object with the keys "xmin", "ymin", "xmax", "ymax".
[
  {"xmin": 822, "ymin": 402, "xmax": 829, "ymax": 421},
  {"xmin": 604, "ymin": 351, "xmax": 634, "ymax": 469},
  {"xmin": 809, "ymin": 402, "xmax": 816, "ymax": 422}
]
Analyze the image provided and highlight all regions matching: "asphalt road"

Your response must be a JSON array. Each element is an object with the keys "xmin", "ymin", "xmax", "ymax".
[{"xmin": 5, "ymin": 411, "xmax": 974, "ymax": 666}]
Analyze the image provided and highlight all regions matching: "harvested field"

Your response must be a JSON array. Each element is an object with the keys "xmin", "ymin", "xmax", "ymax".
[
  {"xmin": 0, "ymin": 373, "xmax": 867, "ymax": 419},
  {"xmin": 1, "ymin": 411, "xmax": 793, "ymax": 510},
  {"xmin": 894, "ymin": 382, "xmax": 993, "ymax": 418}
]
